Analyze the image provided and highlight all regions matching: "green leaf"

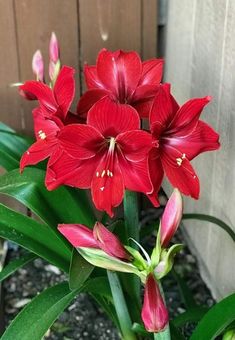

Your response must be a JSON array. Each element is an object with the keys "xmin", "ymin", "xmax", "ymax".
[
  {"xmin": 0, "ymin": 203, "xmax": 70, "ymax": 272},
  {"xmin": 132, "ymin": 323, "xmax": 151, "ymax": 336},
  {"xmin": 0, "ymin": 123, "xmax": 32, "ymax": 170},
  {"xmin": 190, "ymin": 293, "xmax": 235, "ymax": 340},
  {"xmin": 0, "ymin": 252, "xmax": 37, "ymax": 282},
  {"xmin": 0, "ymin": 168, "xmax": 95, "ymax": 228},
  {"xmin": 69, "ymin": 249, "xmax": 94, "ymax": 290},
  {"xmin": 169, "ymin": 322, "xmax": 185, "ymax": 340},
  {"xmin": 173, "ymin": 307, "xmax": 208, "ymax": 327},
  {"xmin": 1, "ymin": 282, "xmax": 78, "ymax": 340},
  {"xmin": 182, "ymin": 214, "xmax": 235, "ymax": 242}
]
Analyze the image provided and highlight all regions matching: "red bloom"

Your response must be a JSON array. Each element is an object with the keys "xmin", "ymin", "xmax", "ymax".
[
  {"xmin": 148, "ymin": 84, "xmax": 220, "ymax": 203},
  {"xmin": 58, "ymin": 221, "xmax": 130, "ymax": 260},
  {"xmin": 77, "ymin": 49, "xmax": 163, "ymax": 119},
  {"xmin": 47, "ymin": 97, "xmax": 153, "ymax": 216},
  {"xmin": 141, "ymin": 274, "xmax": 169, "ymax": 332},
  {"xmin": 20, "ymin": 66, "xmax": 77, "ymax": 172}
]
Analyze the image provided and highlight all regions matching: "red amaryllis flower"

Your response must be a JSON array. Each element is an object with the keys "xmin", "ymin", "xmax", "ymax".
[
  {"xmin": 148, "ymin": 84, "xmax": 220, "ymax": 203},
  {"xmin": 77, "ymin": 49, "xmax": 163, "ymax": 119},
  {"xmin": 58, "ymin": 221, "xmax": 130, "ymax": 260},
  {"xmin": 141, "ymin": 274, "xmax": 169, "ymax": 332},
  {"xmin": 47, "ymin": 97, "xmax": 153, "ymax": 216},
  {"xmin": 20, "ymin": 66, "xmax": 77, "ymax": 172}
]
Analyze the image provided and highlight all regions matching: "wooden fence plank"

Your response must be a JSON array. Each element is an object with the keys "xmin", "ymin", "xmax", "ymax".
[
  {"xmin": 79, "ymin": 0, "xmax": 142, "ymax": 65},
  {"xmin": 0, "ymin": 0, "xmax": 21, "ymax": 131},
  {"xmin": 141, "ymin": 0, "xmax": 158, "ymax": 60},
  {"xmin": 14, "ymin": 0, "xmax": 80, "ymax": 134}
]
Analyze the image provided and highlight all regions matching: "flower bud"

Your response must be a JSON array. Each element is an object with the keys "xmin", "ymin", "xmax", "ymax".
[
  {"xmin": 49, "ymin": 32, "xmax": 59, "ymax": 63},
  {"xmin": 49, "ymin": 32, "xmax": 60, "ymax": 82},
  {"xmin": 160, "ymin": 189, "xmax": 183, "ymax": 247},
  {"xmin": 32, "ymin": 50, "xmax": 44, "ymax": 82},
  {"xmin": 58, "ymin": 224, "xmax": 98, "ymax": 248},
  {"xmin": 141, "ymin": 274, "xmax": 168, "ymax": 332},
  {"xmin": 93, "ymin": 222, "xmax": 130, "ymax": 260}
]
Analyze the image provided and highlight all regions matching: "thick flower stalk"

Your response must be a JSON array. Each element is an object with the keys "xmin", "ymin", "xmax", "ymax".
[
  {"xmin": 148, "ymin": 83, "xmax": 220, "ymax": 203},
  {"xmin": 47, "ymin": 96, "xmax": 154, "ymax": 216},
  {"xmin": 77, "ymin": 48, "xmax": 164, "ymax": 119}
]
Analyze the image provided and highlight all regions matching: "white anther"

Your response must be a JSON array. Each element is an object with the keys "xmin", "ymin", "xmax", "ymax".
[
  {"xmin": 101, "ymin": 170, "xmax": 106, "ymax": 177},
  {"xmin": 176, "ymin": 158, "xmax": 183, "ymax": 166},
  {"xmin": 96, "ymin": 171, "xmax": 99, "ymax": 177}
]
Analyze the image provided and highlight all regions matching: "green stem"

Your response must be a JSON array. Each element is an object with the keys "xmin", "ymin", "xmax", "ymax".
[
  {"xmin": 154, "ymin": 282, "xmax": 171, "ymax": 340},
  {"xmin": 124, "ymin": 190, "xmax": 139, "ymax": 244},
  {"xmin": 107, "ymin": 271, "xmax": 137, "ymax": 340},
  {"xmin": 123, "ymin": 191, "xmax": 141, "ymax": 310}
]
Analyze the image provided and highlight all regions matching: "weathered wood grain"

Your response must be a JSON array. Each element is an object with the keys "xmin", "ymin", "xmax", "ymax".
[
  {"xmin": 14, "ymin": 0, "xmax": 80, "ymax": 134},
  {"xmin": 0, "ymin": 0, "xmax": 21, "ymax": 131}
]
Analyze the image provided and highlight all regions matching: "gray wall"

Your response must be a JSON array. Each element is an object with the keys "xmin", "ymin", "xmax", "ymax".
[{"xmin": 164, "ymin": 0, "xmax": 235, "ymax": 299}]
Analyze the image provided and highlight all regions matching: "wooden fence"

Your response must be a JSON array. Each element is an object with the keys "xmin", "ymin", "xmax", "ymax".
[
  {"xmin": 165, "ymin": 0, "xmax": 235, "ymax": 299},
  {"xmin": 0, "ymin": 0, "xmax": 157, "ymax": 134}
]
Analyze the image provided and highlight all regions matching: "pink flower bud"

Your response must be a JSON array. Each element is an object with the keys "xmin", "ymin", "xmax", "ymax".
[
  {"xmin": 160, "ymin": 189, "xmax": 183, "ymax": 247},
  {"xmin": 93, "ymin": 222, "xmax": 130, "ymax": 260},
  {"xmin": 141, "ymin": 274, "xmax": 169, "ymax": 332},
  {"xmin": 32, "ymin": 50, "xmax": 44, "ymax": 82},
  {"xmin": 49, "ymin": 32, "xmax": 59, "ymax": 63},
  {"xmin": 58, "ymin": 224, "xmax": 98, "ymax": 248}
]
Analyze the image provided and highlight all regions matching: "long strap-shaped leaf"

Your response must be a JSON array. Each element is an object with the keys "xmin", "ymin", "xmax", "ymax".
[
  {"xmin": 190, "ymin": 293, "xmax": 235, "ymax": 340},
  {"xmin": 0, "ymin": 123, "xmax": 32, "ymax": 171},
  {"xmin": 0, "ymin": 252, "xmax": 37, "ymax": 282},
  {"xmin": 1, "ymin": 282, "xmax": 78, "ymax": 340},
  {"xmin": 0, "ymin": 168, "xmax": 95, "ymax": 228},
  {"xmin": 182, "ymin": 214, "xmax": 235, "ymax": 242},
  {"xmin": 0, "ymin": 203, "xmax": 70, "ymax": 272}
]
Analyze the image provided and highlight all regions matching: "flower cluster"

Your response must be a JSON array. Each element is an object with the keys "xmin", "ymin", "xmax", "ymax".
[
  {"xmin": 19, "ymin": 36, "xmax": 220, "ymax": 217},
  {"xmin": 18, "ymin": 33, "xmax": 220, "ymax": 334}
]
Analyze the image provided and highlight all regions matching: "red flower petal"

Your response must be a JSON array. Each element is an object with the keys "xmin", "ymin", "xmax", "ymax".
[
  {"xmin": 147, "ymin": 148, "xmax": 164, "ymax": 206},
  {"xmin": 97, "ymin": 49, "xmax": 142, "ymax": 101},
  {"xmin": 84, "ymin": 64, "xmax": 104, "ymax": 89},
  {"xmin": 58, "ymin": 224, "xmax": 98, "ymax": 248},
  {"xmin": 141, "ymin": 274, "xmax": 169, "ymax": 332},
  {"xmin": 46, "ymin": 151, "xmax": 100, "ymax": 190},
  {"xmin": 32, "ymin": 107, "xmax": 61, "ymax": 140},
  {"xmin": 59, "ymin": 124, "xmax": 105, "ymax": 159},
  {"xmin": 139, "ymin": 59, "xmax": 164, "ymax": 86},
  {"xmin": 116, "ymin": 130, "xmax": 152, "ymax": 162},
  {"xmin": 20, "ymin": 81, "xmax": 57, "ymax": 114},
  {"xmin": 168, "ymin": 96, "xmax": 211, "ymax": 136},
  {"xmin": 53, "ymin": 66, "xmax": 75, "ymax": 119},
  {"xmin": 118, "ymin": 153, "xmax": 153, "ymax": 194},
  {"xmin": 87, "ymin": 97, "xmax": 140, "ymax": 137},
  {"xmin": 76, "ymin": 89, "xmax": 109, "ymax": 118},
  {"xmin": 166, "ymin": 120, "xmax": 220, "ymax": 161},
  {"xmin": 150, "ymin": 83, "xmax": 179, "ymax": 131},
  {"xmin": 91, "ymin": 153, "xmax": 124, "ymax": 217},
  {"xmin": 131, "ymin": 84, "xmax": 159, "ymax": 118},
  {"xmin": 161, "ymin": 145, "xmax": 200, "ymax": 199},
  {"xmin": 20, "ymin": 139, "xmax": 57, "ymax": 172},
  {"xmin": 93, "ymin": 222, "xmax": 130, "ymax": 260}
]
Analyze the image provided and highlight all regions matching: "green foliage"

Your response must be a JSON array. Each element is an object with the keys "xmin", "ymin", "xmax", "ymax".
[
  {"xmin": 190, "ymin": 293, "xmax": 235, "ymax": 340},
  {"xmin": 0, "ymin": 252, "xmax": 36, "ymax": 282}
]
